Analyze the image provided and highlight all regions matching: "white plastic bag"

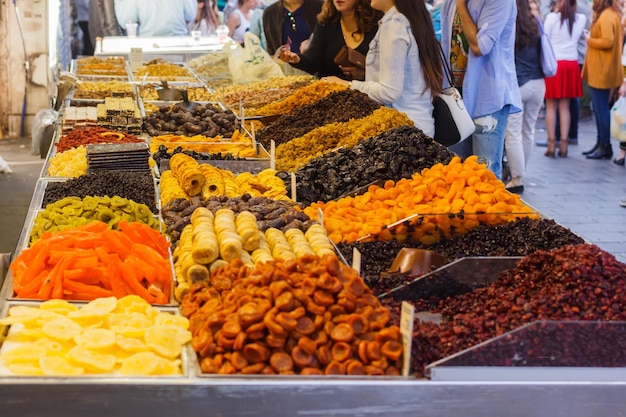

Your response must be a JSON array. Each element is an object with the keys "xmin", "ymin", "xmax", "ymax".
[
  {"xmin": 31, "ymin": 109, "xmax": 58, "ymax": 157},
  {"xmin": 224, "ymin": 32, "xmax": 283, "ymax": 85},
  {"xmin": 0, "ymin": 155, "xmax": 12, "ymax": 174},
  {"xmin": 610, "ymin": 96, "xmax": 626, "ymax": 142}
]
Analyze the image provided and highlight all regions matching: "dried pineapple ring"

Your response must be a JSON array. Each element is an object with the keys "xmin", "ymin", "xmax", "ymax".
[
  {"xmin": 1, "ymin": 343, "xmax": 47, "ymax": 364},
  {"xmin": 42, "ymin": 317, "xmax": 83, "ymax": 341},
  {"xmin": 145, "ymin": 325, "xmax": 185, "ymax": 358},
  {"xmin": 5, "ymin": 362, "xmax": 44, "ymax": 376},
  {"xmin": 114, "ymin": 295, "xmax": 152, "ymax": 315},
  {"xmin": 154, "ymin": 357, "xmax": 182, "ymax": 376},
  {"xmin": 119, "ymin": 351, "xmax": 160, "ymax": 375},
  {"xmin": 39, "ymin": 299, "xmax": 78, "ymax": 315},
  {"xmin": 40, "ymin": 356, "xmax": 84, "ymax": 376},
  {"xmin": 154, "ymin": 313, "xmax": 189, "ymax": 330},
  {"xmin": 34, "ymin": 337, "xmax": 73, "ymax": 357},
  {"xmin": 74, "ymin": 328, "xmax": 116, "ymax": 350},
  {"xmin": 68, "ymin": 346, "xmax": 116, "ymax": 373},
  {"xmin": 82, "ymin": 296, "xmax": 117, "ymax": 314},
  {"xmin": 0, "ymin": 306, "xmax": 42, "ymax": 325},
  {"xmin": 116, "ymin": 335, "xmax": 149, "ymax": 352},
  {"xmin": 108, "ymin": 313, "xmax": 152, "ymax": 337}
]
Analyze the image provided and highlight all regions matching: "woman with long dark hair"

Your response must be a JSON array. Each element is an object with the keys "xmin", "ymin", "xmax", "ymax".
[
  {"xmin": 188, "ymin": 0, "xmax": 221, "ymax": 36},
  {"xmin": 322, "ymin": 0, "xmax": 442, "ymax": 136},
  {"xmin": 581, "ymin": 0, "xmax": 623, "ymax": 159},
  {"xmin": 278, "ymin": 0, "xmax": 381, "ymax": 80},
  {"xmin": 543, "ymin": 0, "xmax": 586, "ymax": 158},
  {"xmin": 503, "ymin": 0, "xmax": 546, "ymax": 193}
]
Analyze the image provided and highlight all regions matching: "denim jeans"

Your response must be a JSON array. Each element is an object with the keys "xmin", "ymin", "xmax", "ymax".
[
  {"xmin": 472, "ymin": 106, "xmax": 511, "ymax": 180},
  {"xmin": 589, "ymin": 87, "xmax": 611, "ymax": 146}
]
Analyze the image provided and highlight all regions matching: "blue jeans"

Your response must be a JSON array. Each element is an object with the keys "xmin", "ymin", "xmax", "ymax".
[
  {"xmin": 472, "ymin": 106, "xmax": 510, "ymax": 180},
  {"xmin": 589, "ymin": 87, "xmax": 611, "ymax": 146}
]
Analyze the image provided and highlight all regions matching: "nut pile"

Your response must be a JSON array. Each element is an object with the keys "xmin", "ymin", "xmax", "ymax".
[
  {"xmin": 256, "ymin": 89, "xmax": 381, "ymax": 149},
  {"xmin": 43, "ymin": 170, "xmax": 157, "ymax": 213},
  {"xmin": 182, "ymin": 255, "xmax": 403, "ymax": 375},
  {"xmin": 285, "ymin": 126, "xmax": 454, "ymax": 205},
  {"xmin": 143, "ymin": 103, "xmax": 238, "ymax": 137},
  {"xmin": 133, "ymin": 61, "xmax": 196, "ymax": 81}
]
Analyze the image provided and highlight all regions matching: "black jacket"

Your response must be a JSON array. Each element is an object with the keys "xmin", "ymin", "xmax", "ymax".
[{"xmin": 262, "ymin": 0, "xmax": 323, "ymax": 56}]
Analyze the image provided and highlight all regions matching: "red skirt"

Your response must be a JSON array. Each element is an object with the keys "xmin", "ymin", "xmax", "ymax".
[{"xmin": 544, "ymin": 60, "xmax": 583, "ymax": 99}]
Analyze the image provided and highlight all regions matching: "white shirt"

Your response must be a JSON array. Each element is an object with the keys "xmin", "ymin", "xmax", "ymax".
[
  {"xmin": 352, "ymin": 7, "xmax": 434, "ymax": 137},
  {"xmin": 544, "ymin": 12, "xmax": 586, "ymax": 61}
]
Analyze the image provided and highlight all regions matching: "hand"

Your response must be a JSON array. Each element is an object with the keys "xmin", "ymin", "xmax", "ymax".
[
  {"xmin": 339, "ymin": 65, "xmax": 365, "ymax": 81},
  {"xmin": 321, "ymin": 76, "xmax": 350, "ymax": 87},
  {"xmin": 584, "ymin": 29, "xmax": 590, "ymax": 40},
  {"xmin": 279, "ymin": 49, "xmax": 300, "ymax": 64}
]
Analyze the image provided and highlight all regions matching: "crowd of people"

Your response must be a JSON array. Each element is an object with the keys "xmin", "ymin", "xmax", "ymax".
[{"xmin": 70, "ymin": 0, "xmax": 626, "ymax": 206}]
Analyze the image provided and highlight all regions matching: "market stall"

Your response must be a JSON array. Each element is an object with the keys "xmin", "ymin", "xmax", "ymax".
[{"xmin": 1, "ymin": 54, "xmax": 626, "ymax": 417}]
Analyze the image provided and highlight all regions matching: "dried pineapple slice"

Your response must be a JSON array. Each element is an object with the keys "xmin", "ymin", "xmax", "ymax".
[
  {"xmin": 1, "ymin": 343, "xmax": 47, "ymax": 364},
  {"xmin": 116, "ymin": 335, "xmax": 149, "ymax": 352},
  {"xmin": 119, "ymin": 351, "xmax": 159, "ymax": 375},
  {"xmin": 74, "ymin": 328, "xmax": 116, "ymax": 350},
  {"xmin": 108, "ymin": 313, "xmax": 152, "ymax": 337},
  {"xmin": 40, "ymin": 356, "xmax": 84, "ymax": 376},
  {"xmin": 34, "ymin": 337, "xmax": 73, "ymax": 357},
  {"xmin": 145, "ymin": 325, "xmax": 185, "ymax": 358},
  {"xmin": 114, "ymin": 295, "xmax": 152, "ymax": 315},
  {"xmin": 39, "ymin": 299, "xmax": 78, "ymax": 315},
  {"xmin": 68, "ymin": 346, "xmax": 116, "ymax": 373},
  {"xmin": 5, "ymin": 362, "xmax": 44, "ymax": 376},
  {"xmin": 41, "ymin": 317, "xmax": 83, "ymax": 341},
  {"xmin": 154, "ymin": 312, "xmax": 189, "ymax": 330},
  {"xmin": 154, "ymin": 357, "xmax": 182, "ymax": 376},
  {"xmin": 82, "ymin": 296, "xmax": 117, "ymax": 314}
]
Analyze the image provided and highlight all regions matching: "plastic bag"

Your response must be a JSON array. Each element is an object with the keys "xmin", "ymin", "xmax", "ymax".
[
  {"xmin": 0, "ymin": 155, "xmax": 12, "ymax": 174},
  {"xmin": 224, "ymin": 32, "xmax": 283, "ymax": 85},
  {"xmin": 610, "ymin": 96, "xmax": 626, "ymax": 142},
  {"xmin": 31, "ymin": 109, "xmax": 58, "ymax": 158}
]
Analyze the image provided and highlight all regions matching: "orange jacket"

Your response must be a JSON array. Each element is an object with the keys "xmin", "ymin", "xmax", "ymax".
[{"xmin": 582, "ymin": 7, "xmax": 624, "ymax": 89}]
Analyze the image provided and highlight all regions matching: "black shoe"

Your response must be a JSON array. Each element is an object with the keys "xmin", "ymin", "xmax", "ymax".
[
  {"xmin": 582, "ymin": 142, "xmax": 600, "ymax": 155},
  {"xmin": 506, "ymin": 185, "xmax": 524, "ymax": 194},
  {"xmin": 614, "ymin": 157, "xmax": 625, "ymax": 166},
  {"xmin": 586, "ymin": 144, "xmax": 613, "ymax": 160},
  {"xmin": 569, "ymin": 138, "xmax": 578, "ymax": 145}
]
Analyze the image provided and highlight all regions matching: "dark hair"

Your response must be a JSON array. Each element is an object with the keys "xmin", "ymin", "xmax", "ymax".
[
  {"xmin": 557, "ymin": 0, "xmax": 577, "ymax": 34},
  {"xmin": 516, "ymin": 0, "xmax": 540, "ymax": 50},
  {"xmin": 317, "ymin": 0, "xmax": 381, "ymax": 36},
  {"xmin": 196, "ymin": 0, "xmax": 220, "ymax": 30},
  {"xmin": 592, "ymin": 0, "xmax": 621, "ymax": 24},
  {"xmin": 394, "ymin": 0, "xmax": 443, "ymax": 96}
]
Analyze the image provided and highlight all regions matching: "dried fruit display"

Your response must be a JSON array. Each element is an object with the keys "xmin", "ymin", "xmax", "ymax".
[
  {"xmin": 384, "ymin": 244, "xmax": 626, "ymax": 377},
  {"xmin": 139, "ymin": 84, "xmax": 213, "ymax": 102},
  {"xmin": 47, "ymin": 146, "xmax": 88, "ymax": 177},
  {"xmin": 42, "ymin": 170, "xmax": 158, "ymax": 213},
  {"xmin": 181, "ymin": 255, "xmax": 403, "ymax": 376},
  {"xmin": 162, "ymin": 194, "xmax": 314, "ymax": 248},
  {"xmin": 276, "ymin": 107, "xmax": 413, "ymax": 172},
  {"xmin": 286, "ymin": 126, "xmax": 455, "ymax": 205},
  {"xmin": 148, "ymin": 130, "xmax": 256, "ymax": 157},
  {"xmin": 305, "ymin": 156, "xmax": 538, "ymax": 244},
  {"xmin": 151, "ymin": 145, "xmax": 249, "ymax": 168},
  {"xmin": 0, "ymin": 296, "xmax": 190, "ymax": 376},
  {"xmin": 56, "ymin": 127, "xmax": 144, "ymax": 153},
  {"xmin": 172, "ymin": 210, "xmax": 334, "ymax": 301},
  {"xmin": 185, "ymin": 52, "xmax": 232, "ymax": 85},
  {"xmin": 255, "ymin": 89, "xmax": 381, "ymax": 149},
  {"xmin": 10, "ymin": 221, "xmax": 171, "ymax": 303},
  {"xmin": 133, "ymin": 61, "xmax": 196, "ymax": 81},
  {"xmin": 73, "ymin": 80, "xmax": 134, "ymax": 99},
  {"xmin": 30, "ymin": 196, "xmax": 159, "ymax": 244},
  {"xmin": 143, "ymin": 103, "xmax": 238, "ymax": 137},
  {"xmin": 254, "ymin": 81, "xmax": 347, "ymax": 117},
  {"xmin": 75, "ymin": 56, "xmax": 127, "ymax": 77}
]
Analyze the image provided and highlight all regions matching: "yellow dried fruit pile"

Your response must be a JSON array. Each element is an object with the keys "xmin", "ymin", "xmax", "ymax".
[
  {"xmin": 276, "ymin": 107, "xmax": 413, "ymax": 172},
  {"xmin": 304, "ymin": 156, "xmax": 539, "ymax": 245},
  {"xmin": 47, "ymin": 145, "xmax": 88, "ymax": 177},
  {"xmin": 0, "ymin": 296, "xmax": 191, "ymax": 376},
  {"xmin": 254, "ymin": 81, "xmax": 347, "ymax": 116}
]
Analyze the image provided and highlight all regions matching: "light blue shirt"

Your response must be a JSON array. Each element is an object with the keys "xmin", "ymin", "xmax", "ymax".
[
  {"xmin": 114, "ymin": 0, "xmax": 197, "ymax": 37},
  {"xmin": 441, "ymin": 0, "xmax": 521, "ymax": 119},
  {"xmin": 352, "ymin": 7, "xmax": 435, "ymax": 137}
]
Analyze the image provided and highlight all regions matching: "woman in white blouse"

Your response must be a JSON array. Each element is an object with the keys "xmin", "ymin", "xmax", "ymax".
[{"xmin": 322, "ymin": 0, "xmax": 442, "ymax": 137}]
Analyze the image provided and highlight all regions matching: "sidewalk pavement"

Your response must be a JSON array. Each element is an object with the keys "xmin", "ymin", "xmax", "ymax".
[{"xmin": 0, "ymin": 116, "xmax": 624, "ymax": 262}]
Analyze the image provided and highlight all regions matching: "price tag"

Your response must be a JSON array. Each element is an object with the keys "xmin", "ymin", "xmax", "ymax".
[
  {"xmin": 291, "ymin": 172, "xmax": 297, "ymax": 202},
  {"xmin": 129, "ymin": 48, "xmax": 143, "ymax": 71},
  {"xmin": 270, "ymin": 140, "xmax": 276, "ymax": 170},
  {"xmin": 352, "ymin": 247, "xmax": 361, "ymax": 275},
  {"xmin": 317, "ymin": 207, "xmax": 324, "ymax": 228},
  {"xmin": 400, "ymin": 301, "xmax": 415, "ymax": 377}
]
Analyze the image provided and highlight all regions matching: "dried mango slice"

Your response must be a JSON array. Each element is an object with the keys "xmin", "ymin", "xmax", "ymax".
[
  {"xmin": 74, "ymin": 328, "xmax": 116, "ymax": 350},
  {"xmin": 40, "ymin": 356, "xmax": 84, "ymax": 376},
  {"xmin": 145, "ymin": 325, "xmax": 185, "ymax": 358},
  {"xmin": 42, "ymin": 317, "xmax": 83, "ymax": 341},
  {"xmin": 68, "ymin": 346, "xmax": 116, "ymax": 373},
  {"xmin": 119, "ymin": 351, "xmax": 159, "ymax": 375}
]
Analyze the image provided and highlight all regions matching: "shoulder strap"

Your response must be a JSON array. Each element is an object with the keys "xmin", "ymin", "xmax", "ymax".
[{"xmin": 437, "ymin": 41, "xmax": 454, "ymax": 88}]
